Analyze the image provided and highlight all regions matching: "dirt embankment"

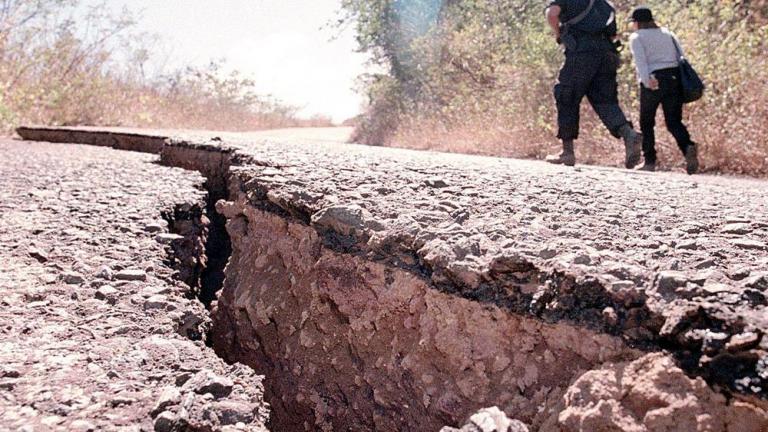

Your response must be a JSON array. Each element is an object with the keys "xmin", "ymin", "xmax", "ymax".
[{"xmin": 212, "ymin": 190, "xmax": 634, "ymax": 430}]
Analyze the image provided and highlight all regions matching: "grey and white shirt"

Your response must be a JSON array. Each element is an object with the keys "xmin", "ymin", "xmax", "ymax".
[{"xmin": 629, "ymin": 27, "xmax": 683, "ymax": 87}]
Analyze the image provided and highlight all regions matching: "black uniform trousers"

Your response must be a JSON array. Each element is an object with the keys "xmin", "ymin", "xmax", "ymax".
[
  {"xmin": 554, "ymin": 37, "xmax": 630, "ymax": 141},
  {"xmin": 639, "ymin": 67, "xmax": 694, "ymax": 164}
]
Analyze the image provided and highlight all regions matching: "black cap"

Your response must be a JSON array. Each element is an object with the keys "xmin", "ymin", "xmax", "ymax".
[{"xmin": 628, "ymin": 6, "xmax": 653, "ymax": 23}]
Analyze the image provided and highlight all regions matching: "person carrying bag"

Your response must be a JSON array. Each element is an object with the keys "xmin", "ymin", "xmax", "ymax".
[{"xmin": 628, "ymin": 6, "xmax": 702, "ymax": 174}]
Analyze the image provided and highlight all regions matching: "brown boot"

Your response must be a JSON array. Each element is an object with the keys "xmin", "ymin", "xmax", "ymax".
[
  {"xmin": 546, "ymin": 140, "xmax": 576, "ymax": 167},
  {"xmin": 685, "ymin": 144, "xmax": 699, "ymax": 175}
]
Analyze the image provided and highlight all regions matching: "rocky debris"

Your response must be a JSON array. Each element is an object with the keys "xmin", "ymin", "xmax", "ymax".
[
  {"xmin": 654, "ymin": 270, "xmax": 690, "ymax": 297},
  {"xmin": 146, "ymin": 365, "xmax": 260, "ymax": 431},
  {"xmin": 145, "ymin": 222, "xmax": 167, "ymax": 233},
  {"xmin": 425, "ymin": 177, "xmax": 450, "ymax": 188},
  {"xmin": 153, "ymin": 411, "xmax": 177, "ymax": 432},
  {"xmin": 144, "ymin": 294, "xmax": 172, "ymax": 310},
  {"xmin": 0, "ymin": 139, "xmax": 268, "ymax": 431},
  {"xmin": 28, "ymin": 247, "xmax": 48, "ymax": 263},
  {"xmin": 310, "ymin": 204, "xmax": 376, "ymax": 237},
  {"xmin": 182, "ymin": 369, "xmax": 234, "ymax": 398},
  {"xmin": 548, "ymin": 353, "xmax": 768, "ymax": 431},
  {"xmin": 441, "ymin": 407, "xmax": 529, "ymax": 432},
  {"xmin": 726, "ymin": 332, "xmax": 761, "ymax": 352},
  {"xmin": 152, "ymin": 387, "xmax": 182, "ymax": 416},
  {"xmin": 730, "ymin": 238, "xmax": 767, "ymax": 251},
  {"xmin": 722, "ymin": 223, "xmax": 753, "ymax": 235},
  {"xmin": 94, "ymin": 265, "xmax": 113, "ymax": 280}
]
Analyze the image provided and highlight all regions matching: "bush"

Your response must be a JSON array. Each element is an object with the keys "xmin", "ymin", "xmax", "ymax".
[
  {"xmin": 342, "ymin": 0, "xmax": 768, "ymax": 177},
  {"xmin": 0, "ymin": 0, "xmax": 327, "ymax": 134}
]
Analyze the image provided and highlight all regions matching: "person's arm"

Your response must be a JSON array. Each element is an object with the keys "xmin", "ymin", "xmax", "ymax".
[
  {"xmin": 630, "ymin": 34, "xmax": 658, "ymax": 89},
  {"xmin": 546, "ymin": 5, "xmax": 562, "ymax": 41}
]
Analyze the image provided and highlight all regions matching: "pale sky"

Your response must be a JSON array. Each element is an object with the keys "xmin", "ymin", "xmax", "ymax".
[{"xmin": 99, "ymin": 0, "xmax": 370, "ymax": 123}]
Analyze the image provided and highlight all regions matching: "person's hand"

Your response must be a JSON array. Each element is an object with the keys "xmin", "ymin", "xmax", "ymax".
[
  {"xmin": 546, "ymin": 6, "xmax": 562, "ymax": 44},
  {"xmin": 648, "ymin": 77, "xmax": 660, "ymax": 90}
]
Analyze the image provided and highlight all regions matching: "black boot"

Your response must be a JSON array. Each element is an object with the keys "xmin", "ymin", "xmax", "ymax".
[
  {"xmin": 685, "ymin": 144, "xmax": 699, "ymax": 175},
  {"xmin": 546, "ymin": 140, "xmax": 576, "ymax": 166},
  {"xmin": 619, "ymin": 124, "xmax": 642, "ymax": 169},
  {"xmin": 636, "ymin": 160, "xmax": 656, "ymax": 172}
]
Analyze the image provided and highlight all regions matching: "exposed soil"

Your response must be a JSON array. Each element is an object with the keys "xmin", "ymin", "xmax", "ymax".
[{"xmin": 213, "ymin": 198, "xmax": 636, "ymax": 430}]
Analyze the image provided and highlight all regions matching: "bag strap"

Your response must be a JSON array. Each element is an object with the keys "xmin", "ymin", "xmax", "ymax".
[
  {"xmin": 670, "ymin": 34, "xmax": 684, "ymax": 59},
  {"xmin": 566, "ymin": 0, "xmax": 597, "ymax": 26}
]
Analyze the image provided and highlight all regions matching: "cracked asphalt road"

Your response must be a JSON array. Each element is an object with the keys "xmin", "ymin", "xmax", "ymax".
[
  {"xmin": 0, "ymin": 139, "xmax": 268, "ymax": 431},
  {"xmin": 5, "ymin": 126, "xmax": 768, "ymax": 429},
  {"xmin": 202, "ymin": 131, "xmax": 768, "ymax": 397}
]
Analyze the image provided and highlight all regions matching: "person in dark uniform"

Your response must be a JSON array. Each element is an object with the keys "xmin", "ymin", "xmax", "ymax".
[{"xmin": 545, "ymin": 0, "xmax": 643, "ymax": 168}]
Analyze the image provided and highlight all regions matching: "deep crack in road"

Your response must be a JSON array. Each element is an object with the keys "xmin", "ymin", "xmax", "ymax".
[{"xmin": 4, "ymin": 127, "xmax": 768, "ymax": 431}]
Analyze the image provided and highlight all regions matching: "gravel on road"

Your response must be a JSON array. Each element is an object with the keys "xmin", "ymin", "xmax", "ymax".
[{"xmin": 0, "ymin": 139, "xmax": 268, "ymax": 431}]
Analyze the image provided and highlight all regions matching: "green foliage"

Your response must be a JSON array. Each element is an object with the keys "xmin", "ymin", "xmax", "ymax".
[
  {"xmin": 351, "ymin": 73, "xmax": 406, "ymax": 145},
  {"xmin": 342, "ymin": 0, "xmax": 768, "ymax": 176}
]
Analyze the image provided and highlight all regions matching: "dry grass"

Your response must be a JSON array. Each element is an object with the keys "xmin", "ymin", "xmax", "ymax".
[
  {"xmin": 387, "ymin": 103, "xmax": 768, "ymax": 177},
  {"xmin": 0, "ymin": 0, "xmax": 331, "ymax": 135},
  {"xmin": 0, "ymin": 68, "xmax": 333, "ymax": 135},
  {"xmin": 345, "ymin": 0, "xmax": 768, "ymax": 178}
]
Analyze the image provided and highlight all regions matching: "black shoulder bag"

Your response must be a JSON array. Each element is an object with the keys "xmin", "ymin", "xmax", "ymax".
[{"xmin": 672, "ymin": 36, "xmax": 705, "ymax": 103}]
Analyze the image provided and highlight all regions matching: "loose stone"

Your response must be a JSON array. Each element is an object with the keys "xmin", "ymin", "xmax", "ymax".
[
  {"xmin": 183, "ymin": 370, "xmax": 234, "ymax": 399},
  {"xmin": 153, "ymin": 411, "xmax": 177, "ymax": 432},
  {"xmin": 155, "ymin": 234, "xmax": 184, "ymax": 244},
  {"xmin": 144, "ymin": 295, "xmax": 170, "ymax": 311},
  {"xmin": 726, "ymin": 332, "xmax": 761, "ymax": 352},
  {"xmin": 730, "ymin": 239, "xmax": 766, "ymax": 251},
  {"xmin": 144, "ymin": 223, "xmax": 166, "ymax": 233},
  {"xmin": 61, "ymin": 271, "xmax": 85, "ymax": 285},
  {"xmin": 114, "ymin": 269, "xmax": 147, "ymax": 281},
  {"xmin": 722, "ymin": 223, "xmax": 753, "ymax": 235},
  {"xmin": 95, "ymin": 266, "xmax": 113, "ymax": 280},
  {"xmin": 151, "ymin": 387, "xmax": 182, "ymax": 416}
]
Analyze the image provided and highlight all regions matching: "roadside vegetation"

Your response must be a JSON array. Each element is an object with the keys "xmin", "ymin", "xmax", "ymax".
[
  {"xmin": 0, "ymin": 0, "xmax": 330, "ymax": 135},
  {"xmin": 341, "ymin": 0, "xmax": 768, "ymax": 176}
]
